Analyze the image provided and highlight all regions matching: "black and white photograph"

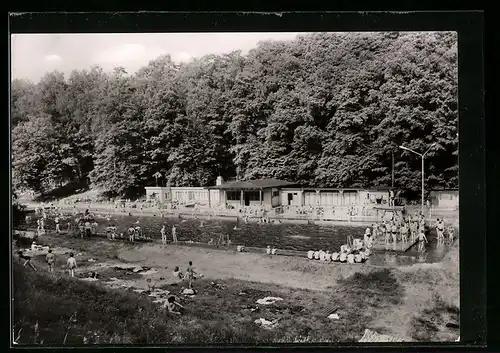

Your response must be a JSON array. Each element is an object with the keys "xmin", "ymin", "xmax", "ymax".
[{"xmin": 10, "ymin": 26, "xmax": 462, "ymax": 345}]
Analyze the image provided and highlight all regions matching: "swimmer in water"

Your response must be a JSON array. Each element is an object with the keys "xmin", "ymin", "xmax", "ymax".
[
  {"xmin": 418, "ymin": 229, "xmax": 428, "ymax": 251},
  {"xmin": 447, "ymin": 226, "xmax": 455, "ymax": 242}
]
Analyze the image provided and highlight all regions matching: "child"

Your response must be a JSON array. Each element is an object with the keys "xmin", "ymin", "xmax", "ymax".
[
  {"xmin": 45, "ymin": 249, "xmax": 55, "ymax": 272},
  {"xmin": 324, "ymin": 250, "xmax": 332, "ymax": 262},
  {"xmin": 17, "ymin": 251, "xmax": 36, "ymax": 271},
  {"xmin": 307, "ymin": 250, "xmax": 314, "ymax": 260},
  {"xmin": 314, "ymin": 250, "xmax": 320, "ymax": 260},
  {"xmin": 161, "ymin": 225, "xmax": 167, "ymax": 245},
  {"xmin": 165, "ymin": 296, "xmax": 184, "ymax": 315},
  {"xmin": 186, "ymin": 261, "xmax": 197, "ymax": 289},
  {"xmin": 437, "ymin": 219, "xmax": 445, "ymax": 240},
  {"xmin": 319, "ymin": 250, "xmax": 326, "ymax": 262},
  {"xmin": 331, "ymin": 252, "xmax": 340, "ymax": 262},
  {"xmin": 448, "ymin": 226, "xmax": 455, "ymax": 242},
  {"xmin": 67, "ymin": 253, "xmax": 77, "ymax": 277},
  {"xmin": 266, "ymin": 245, "xmax": 271, "ymax": 256},
  {"xmin": 172, "ymin": 225, "xmax": 177, "ymax": 243}
]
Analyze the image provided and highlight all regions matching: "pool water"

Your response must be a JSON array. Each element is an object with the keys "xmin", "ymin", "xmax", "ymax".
[{"xmin": 28, "ymin": 213, "xmax": 455, "ymax": 266}]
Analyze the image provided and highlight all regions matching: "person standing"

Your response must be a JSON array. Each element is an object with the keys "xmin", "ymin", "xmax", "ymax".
[
  {"xmin": 186, "ymin": 261, "xmax": 197, "ymax": 289},
  {"xmin": 45, "ymin": 249, "xmax": 55, "ymax": 272},
  {"xmin": 172, "ymin": 225, "xmax": 177, "ymax": 243},
  {"xmin": 84, "ymin": 221, "xmax": 91, "ymax": 237},
  {"xmin": 400, "ymin": 222, "xmax": 409, "ymax": 243},
  {"xmin": 161, "ymin": 225, "xmax": 167, "ymax": 245},
  {"xmin": 437, "ymin": 218, "xmax": 445, "ymax": 240},
  {"xmin": 54, "ymin": 216, "xmax": 61, "ymax": 234},
  {"xmin": 66, "ymin": 253, "xmax": 77, "ymax": 277},
  {"xmin": 39, "ymin": 218, "xmax": 45, "ymax": 236},
  {"xmin": 447, "ymin": 225, "xmax": 455, "ymax": 242},
  {"xmin": 128, "ymin": 226, "xmax": 135, "ymax": 242},
  {"xmin": 418, "ymin": 229, "xmax": 428, "ymax": 251}
]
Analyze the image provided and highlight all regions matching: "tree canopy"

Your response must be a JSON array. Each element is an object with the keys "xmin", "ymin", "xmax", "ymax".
[{"xmin": 11, "ymin": 32, "xmax": 458, "ymax": 199}]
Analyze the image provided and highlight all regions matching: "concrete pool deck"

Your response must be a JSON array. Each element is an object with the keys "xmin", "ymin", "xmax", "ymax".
[{"xmin": 25, "ymin": 203, "xmax": 384, "ymax": 227}]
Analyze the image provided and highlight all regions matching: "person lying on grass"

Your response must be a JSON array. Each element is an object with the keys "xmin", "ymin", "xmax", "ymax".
[
  {"xmin": 17, "ymin": 251, "xmax": 37, "ymax": 271},
  {"xmin": 164, "ymin": 296, "xmax": 184, "ymax": 315},
  {"xmin": 146, "ymin": 278, "xmax": 156, "ymax": 291},
  {"xmin": 173, "ymin": 266, "xmax": 184, "ymax": 281}
]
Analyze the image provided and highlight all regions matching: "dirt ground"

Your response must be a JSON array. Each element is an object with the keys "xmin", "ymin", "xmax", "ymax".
[{"xmin": 15, "ymin": 232, "xmax": 460, "ymax": 342}]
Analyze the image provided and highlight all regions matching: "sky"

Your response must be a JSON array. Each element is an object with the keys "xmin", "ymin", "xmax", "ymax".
[{"xmin": 11, "ymin": 32, "xmax": 303, "ymax": 83}]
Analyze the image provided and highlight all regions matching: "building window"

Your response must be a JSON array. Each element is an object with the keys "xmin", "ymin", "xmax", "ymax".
[
  {"xmin": 272, "ymin": 191, "xmax": 279, "ymax": 197},
  {"xmin": 227, "ymin": 191, "xmax": 240, "ymax": 201},
  {"xmin": 247, "ymin": 191, "xmax": 260, "ymax": 201},
  {"xmin": 188, "ymin": 191, "xmax": 194, "ymax": 200}
]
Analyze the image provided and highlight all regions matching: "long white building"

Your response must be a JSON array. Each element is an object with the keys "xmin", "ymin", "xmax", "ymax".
[{"xmin": 145, "ymin": 177, "xmax": 397, "ymax": 209}]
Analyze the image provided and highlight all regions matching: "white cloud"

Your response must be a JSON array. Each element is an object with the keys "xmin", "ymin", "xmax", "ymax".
[
  {"xmin": 93, "ymin": 43, "xmax": 167, "ymax": 64},
  {"xmin": 171, "ymin": 51, "xmax": 192, "ymax": 63},
  {"xmin": 45, "ymin": 54, "xmax": 62, "ymax": 62}
]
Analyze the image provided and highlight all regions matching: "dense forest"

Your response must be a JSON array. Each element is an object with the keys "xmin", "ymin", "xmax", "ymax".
[{"xmin": 11, "ymin": 32, "xmax": 458, "ymax": 199}]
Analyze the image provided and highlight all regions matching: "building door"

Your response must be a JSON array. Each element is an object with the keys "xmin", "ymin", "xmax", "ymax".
[
  {"xmin": 244, "ymin": 192, "xmax": 250, "ymax": 206},
  {"xmin": 288, "ymin": 193, "xmax": 293, "ymax": 205}
]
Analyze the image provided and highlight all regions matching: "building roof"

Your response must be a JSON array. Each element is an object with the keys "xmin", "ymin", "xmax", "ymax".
[
  {"xmin": 206, "ymin": 178, "xmax": 298, "ymax": 190},
  {"xmin": 282, "ymin": 186, "xmax": 395, "ymax": 192},
  {"xmin": 429, "ymin": 188, "xmax": 459, "ymax": 192}
]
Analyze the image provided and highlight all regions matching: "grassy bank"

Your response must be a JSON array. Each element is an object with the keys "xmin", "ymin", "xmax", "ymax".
[
  {"xmin": 12, "ymin": 232, "xmax": 459, "ymax": 344},
  {"xmin": 13, "ymin": 261, "xmax": 405, "ymax": 345}
]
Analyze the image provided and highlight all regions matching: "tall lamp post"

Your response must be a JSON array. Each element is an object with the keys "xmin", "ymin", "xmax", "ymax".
[{"xmin": 399, "ymin": 143, "xmax": 436, "ymax": 213}]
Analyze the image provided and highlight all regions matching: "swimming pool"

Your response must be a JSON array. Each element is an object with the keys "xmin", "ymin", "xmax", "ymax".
[{"xmin": 28, "ymin": 213, "xmax": 454, "ymax": 265}]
